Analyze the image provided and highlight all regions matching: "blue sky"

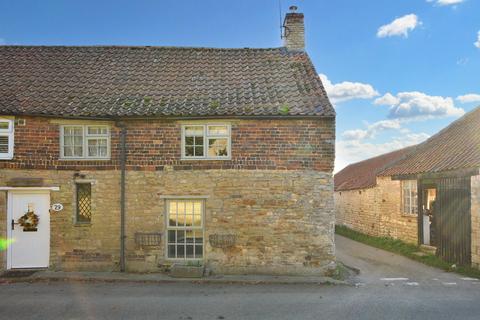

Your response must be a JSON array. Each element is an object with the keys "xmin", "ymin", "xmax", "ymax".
[{"xmin": 1, "ymin": 0, "xmax": 479, "ymax": 171}]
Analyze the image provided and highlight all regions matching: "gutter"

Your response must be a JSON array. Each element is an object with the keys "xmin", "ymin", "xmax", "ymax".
[{"xmin": 116, "ymin": 121, "xmax": 127, "ymax": 272}]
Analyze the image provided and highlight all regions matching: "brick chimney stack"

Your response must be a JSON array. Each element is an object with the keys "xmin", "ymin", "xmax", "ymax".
[{"xmin": 283, "ymin": 6, "xmax": 305, "ymax": 51}]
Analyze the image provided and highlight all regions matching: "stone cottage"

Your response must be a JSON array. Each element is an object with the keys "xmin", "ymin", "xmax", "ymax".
[
  {"xmin": 334, "ymin": 146, "xmax": 418, "ymax": 244},
  {"xmin": 336, "ymin": 106, "xmax": 480, "ymax": 268},
  {"xmin": 0, "ymin": 8, "xmax": 336, "ymax": 275}
]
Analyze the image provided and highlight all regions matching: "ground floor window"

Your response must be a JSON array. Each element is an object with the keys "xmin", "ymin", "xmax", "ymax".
[
  {"xmin": 166, "ymin": 199, "xmax": 204, "ymax": 259},
  {"xmin": 76, "ymin": 183, "xmax": 92, "ymax": 223},
  {"xmin": 402, "ymin": 180, "xmax": 418, "ymax": 215}
]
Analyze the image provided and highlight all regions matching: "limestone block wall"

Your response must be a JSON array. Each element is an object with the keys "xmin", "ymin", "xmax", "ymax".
[
  {"xmin": 0, "ymin": 169, "xmax": 335, "ymax": 275},
  {"xmin": 377, "ymin": 177, "xmax": 417, "ymax": 244},
  {"xmin": 335, "ymin": 177, "xmax": 417, "ymax": 244},
  {"xmin": 471, "ymin": 174, "xmax": 480, "ymax": 268},
  {"xmin": 334, "ymin": 187, "xmax": 380, "ymax": 236}
]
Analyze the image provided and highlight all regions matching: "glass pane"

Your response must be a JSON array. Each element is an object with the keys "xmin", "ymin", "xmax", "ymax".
[
  {"xmin": 74, "ymin": 127, "xmax": 83, "ymax": 135},
  {"xmin": 74, "ymin": 136, "xmax": 83, "ymax": 145},
  {"xmin": 0, "ymin": 122, "xmax": 9, "ymax": 130},
  {"xmin": 185, "ymin": 215, "xmax": 193, "ymax": 227},
  {"xmin": 186, "ymin": 245, "xmax": 194, "ymax": 258},
  {"xmin": 177, "ymin": 244, "xmax": 185, "ymax": 258},
  {"xmin": 168, "ymin": 230, "xmax": 176, "ymax": 244},
  {"xmin": 63, "ymin": 146, "xmax": 73, "ymax": 157},
  {"xmin": 76, "ymin": 183, "xmax": 91, "ymax": 222},
  {"xmin": 0, "ymin": 136, "xmax": 9, "ymax": 153},
  {"xmin": 186, "ymin": 230, "xmax": 194, "ymax": 243},
  {"xmin": 185, "ymin": 126, "xmax": 203, "ymax": 136},
  {"xmin": 194, "ymin": 137, "xmax": 203, "ymax": 145},
  {"xmin": 176, "ymin": 230, "xmax": 185, "ymax": 244},
  {"xmin": 185, "ymin": 136, "xmax": 194, "ymax": 145},
  {"xmin": 185, "ymin": 146, "xmax": 194, "ymax": 156},
  {"xmin": 208, "ymin": 125, "xmax": 228, "ymax": 136},
  {"xmin": 88, "ymin": 146, "xmax": 98, "ymax": 157},
  {"xmin": 193, "ymin": 214, "xmax": 202, "ymax": 227},
  {"xmin": 208, "ymin": 138, "xmax": 228, "ymax": 157},
  {"xmin": 63, "ymin": 127, "xmax": 73, "ymax": 135},
  {"xmin": 194, "ymin": 146, "xmax": 203, "ymax": 156},
  {"xmin": 194, "ymin": 231, "xmax": 202, "ymax": 244},
  {"xmin": 168, "ymin": 245, "xmax": 176, "ymax": 258},
  {"xmin": 99, "ymin": 146, "xmax": 108, "ymax": 157},
  {"xmin": 177, "ymin": 203, "xmax": 185, "ymax": 226},
  {"xmin": 64, "ymin": 136, "xmax": 73, "ymax": 146},
  {"xmin": 74, "ymin": 146, "xmax": 83, "ymax": 157},
  {"xmin": 88, "ymin": 126, "xmax": 108, "ymax": 135},
  {"xmin": 195, "ymin": 245, "xmax": 203, "ymax": 258},
  {"xmin": 169, "ymin": 202, "xmax": 177, "ymax": 226},
  {"xmin": 185, "ymin": 202, "xmax": 193, "ymax": 215},
  {"xmin": 194, "ymin": 202, "xmax": 202, "ymax": 215}
]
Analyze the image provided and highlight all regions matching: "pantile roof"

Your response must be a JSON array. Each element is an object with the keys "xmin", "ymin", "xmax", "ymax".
[
  {"xmin": 380, "ymin": 106, "xmax": 480, "ymax": 176},
  {"xmin": 334, "ymin": 146, "xmax": 415, "ymax": 191},
  {"xmin": 0, "ymin": 46, "xmax": 334, "ymax": 118}
]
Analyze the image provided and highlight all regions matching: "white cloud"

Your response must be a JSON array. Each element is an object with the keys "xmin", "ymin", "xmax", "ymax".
[
  {"xmin": 427, "ymin": 0, "xmax": 465, "ymax": 6},
  {"xmin": 335, "ymin": 133, "xmax": 430, "ymax": 172},
  {"xmin": 377, "ymin": 14, "xmax": 421, "ymax": 38},
  {"xmin": 457, "ymin": 94, "xmax": 480, "ymax": 104},
  {"xmin": 475, "ymin": 31, "xmax": 480, "ymax": 49},
  {"xmin": 342, "ymin": 119, "xmax": 402, "ymax": 140},
  {"xmin": 374, "ymin": 91, "xmax": 465, "ymax": 120},
  {"xmin": 374, "ymin": 93, "xmax": 399, "ymax": 106},
  {"xmin": 319, "ymin": 74, "xmax": 379, "ymax": 104}
]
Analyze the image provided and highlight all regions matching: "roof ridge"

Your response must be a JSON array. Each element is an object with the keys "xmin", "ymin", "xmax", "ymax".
[{"xmin": 0, "ymin": 45, "xmax": 290, "ymax": 51}]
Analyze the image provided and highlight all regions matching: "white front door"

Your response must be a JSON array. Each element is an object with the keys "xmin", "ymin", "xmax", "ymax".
[{"xmin": 7, "ymin": 191, "xmax": 50, "ymax": 269}]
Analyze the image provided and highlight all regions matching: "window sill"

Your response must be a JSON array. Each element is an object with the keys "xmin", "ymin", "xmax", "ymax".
[
  {"xmin": 401, "ymin": 214, "xmax": 418, "ymax": 218},
  {"xmin": 0, "ymin": 156, "xmax": 13, "ymax": 160}
]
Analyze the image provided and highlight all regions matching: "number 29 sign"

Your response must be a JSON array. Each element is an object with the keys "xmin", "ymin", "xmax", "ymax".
[{"xmin": 51, "ymin": 203, "xmax": 64, "ymax": 212}]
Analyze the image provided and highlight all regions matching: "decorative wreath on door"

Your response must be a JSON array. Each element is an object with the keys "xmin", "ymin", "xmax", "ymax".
[{"xmin": 18, "ymin": 210, "xmax": 40, "ymax": 231}]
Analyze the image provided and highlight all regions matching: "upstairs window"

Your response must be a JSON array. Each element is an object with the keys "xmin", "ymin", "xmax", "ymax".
[
  {"xmin": 0, "ymin": 119, "xmax": 14, "ymax": 160},
  {"xmin": 182, "ymin": 124, "xmax": 230, "ymax": 159},
  {"xmin": 402, "ymin": 180, "xmax": 418, "ymax": 215},
  {"xmin": 60, "ymin": 125, "xmax": 110, "ymax": 159}
]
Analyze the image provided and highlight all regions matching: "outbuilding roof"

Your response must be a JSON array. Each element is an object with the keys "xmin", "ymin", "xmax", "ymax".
[
  {"xmin": 0, "ymin": 46, "xmax": 334, "ymax": 118},
  {"xmin": 334, "ymin": 146, "xmax": 415, "ymax": 191},
  {"xmin": 379, "ymin": 106, "xmax": 480, "ymax": 177}
]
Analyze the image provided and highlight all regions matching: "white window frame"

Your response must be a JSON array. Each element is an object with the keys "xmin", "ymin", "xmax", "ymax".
[
  {"xmin": 402, "ymin": 180, "xmax": 418, "ymax": 215},
  {"xmin": 181, "ymin": 124, "xmax": 231, "ymax": 160},
  {"xmin": 60, "ymin": 125, "xmax": 111, "ymax": 160},
  {"xmin": 0, "ymin": 118, "xmax": 14, "ymax": 160},
  {"xmin": 165, "ymin": 199, "xmax": 205, "ymax": 261}
]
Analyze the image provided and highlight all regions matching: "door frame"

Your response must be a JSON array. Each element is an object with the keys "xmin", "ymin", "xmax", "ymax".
[{"xmin": 3, "ymin": 186, "xmax": 59, "ymax": 270}]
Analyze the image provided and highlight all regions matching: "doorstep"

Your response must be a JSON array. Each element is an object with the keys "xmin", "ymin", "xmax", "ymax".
[{"xmin": 0, "ymin": 270, "xmax": 348, "ymax": 286}]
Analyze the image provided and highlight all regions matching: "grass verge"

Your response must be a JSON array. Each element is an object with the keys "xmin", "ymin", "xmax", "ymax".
[{"xmin": 335, "ymin": 225, "xmax": 480, "ymax": 279}]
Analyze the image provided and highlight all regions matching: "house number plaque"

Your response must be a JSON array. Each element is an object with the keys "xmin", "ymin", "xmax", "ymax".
[{"xmin": 51, "ymin": 203, "xmax": 64, "ymax": 212}]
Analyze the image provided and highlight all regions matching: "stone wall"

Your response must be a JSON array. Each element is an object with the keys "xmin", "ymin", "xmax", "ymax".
[
  {"xmin": 335, "ymin": 177, "xmax": 417, "ymax": 244},
  {"xmin": 471, "ymin": 174, "xmax": 480, "ymax": 269},
  {"xmin": 0, "ymin": 169, "xmax": 335, "ymax": 275}
]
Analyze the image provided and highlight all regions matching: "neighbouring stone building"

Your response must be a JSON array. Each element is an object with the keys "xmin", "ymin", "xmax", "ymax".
[
  {"xmin": 334, "ymin": 147, "xmax": 418, "ymax": 244},
  {"xmin": 336, "ymin": 106, "xmax": 480, "ymax": 269},
  {"xmin": 0, "ymin": 8, "xmax": 337, "ymax": 275}
]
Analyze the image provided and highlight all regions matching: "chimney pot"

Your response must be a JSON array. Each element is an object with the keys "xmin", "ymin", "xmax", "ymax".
[{"xmin": 283, "ymin": 6, "xmax": 305, "ymax": 51}]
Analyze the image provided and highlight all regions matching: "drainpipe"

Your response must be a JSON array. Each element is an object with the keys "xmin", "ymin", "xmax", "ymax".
[{"xmin": 117, "ymin": 121, "xmax": 127, "ymax": 272}]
